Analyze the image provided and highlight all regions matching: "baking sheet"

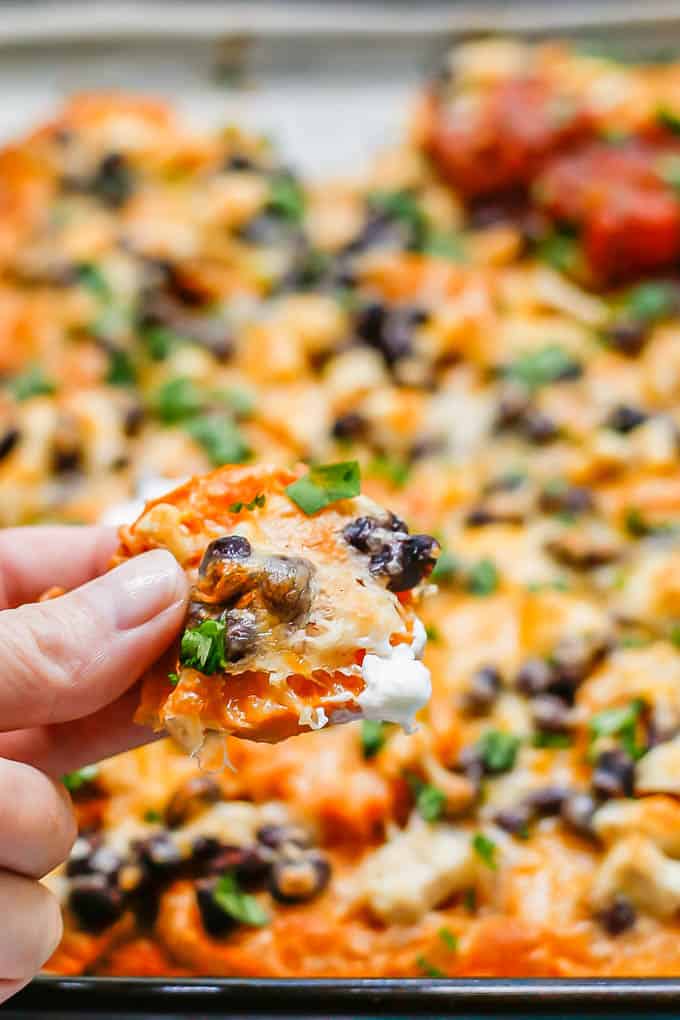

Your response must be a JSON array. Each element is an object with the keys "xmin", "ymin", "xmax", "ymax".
[{"xmin": 4, "ymin": 2, "xmax": 680, "ymax": 1010}]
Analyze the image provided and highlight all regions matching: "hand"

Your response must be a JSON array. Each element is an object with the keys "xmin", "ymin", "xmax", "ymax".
[{"xmin": 0, "ymin": 525, "xmax": 187, "ymax": 1003}]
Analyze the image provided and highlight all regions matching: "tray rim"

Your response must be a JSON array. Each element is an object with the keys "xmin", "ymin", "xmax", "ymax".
[
  {"xmin": 3, "ymin": 0, "xmax": 680, "ymax": 44},
  {"xmin": 8, "ymin": 0, "xmax": 680, "ymax": 1005}
]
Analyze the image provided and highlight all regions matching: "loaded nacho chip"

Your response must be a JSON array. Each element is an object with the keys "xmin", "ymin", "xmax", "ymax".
[{"xmin": 115, "ymin": 462, "xmax": 438, "ymax": 752}]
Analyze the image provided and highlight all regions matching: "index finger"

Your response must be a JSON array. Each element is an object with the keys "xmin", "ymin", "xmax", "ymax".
[{"xmin": 0, "ymin": 526, "xmax": 118, "ymax": 609}]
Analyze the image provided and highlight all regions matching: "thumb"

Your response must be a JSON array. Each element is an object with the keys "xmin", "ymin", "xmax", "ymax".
[{"xmin": 0, "ymin": 549, "xmax": 187, "ymax": 730}]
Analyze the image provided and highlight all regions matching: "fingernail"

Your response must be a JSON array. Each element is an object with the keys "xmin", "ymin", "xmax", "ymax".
[{"xmin": 109, "ymin": 549, "xmax": 187, "ymax": 630}]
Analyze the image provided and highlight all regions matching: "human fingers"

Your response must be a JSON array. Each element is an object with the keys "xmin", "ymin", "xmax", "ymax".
[
  {"xmin": 0, "ymin": 549, "xmax": 187, "ymax": 731},
  {"xmin": 0, "ymin": 526, "xmax": 117, "ymax": 610},
  {"xmin": 0, "ymin": 872, "xmax": 62, "ymax": 985},
  {"xmin": 0, "ymin": 759, "xmax": 76, "ymax": 877}
]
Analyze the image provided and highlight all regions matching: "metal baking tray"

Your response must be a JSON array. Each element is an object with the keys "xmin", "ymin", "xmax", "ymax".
[{"xmin": 5, "ymin": 3, "xmax": 680, "ymax": 1014}]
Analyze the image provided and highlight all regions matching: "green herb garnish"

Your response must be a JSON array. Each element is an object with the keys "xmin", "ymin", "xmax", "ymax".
[
  {"xmin": 186, "ymin": 414, "xmax": 251, "ymax": 466},
  {"xmin": 416, "ymin": 783, "xmax": 447, "ymax": 823},
  {"xmin": 106, "ymin": 349, "xmax": 137, "ymax": 387},
  {"xmin": 431, "ymin": 548, "xmax": 459, "ymax": 584},
  {"xmin": 75, "ymin": 262, "xmax": 111, "ymax": 300},
  {"xmin": 213, "ymin": 872, "xmax": 270, "ymax": 927},
  {"xmin": 438, "ymin": 927, "xmax": 459, "ymax": 952},
  {"xmin": 141, "ymin": 324, "xmax": 186, "ymax": 361},
  {"xmin": 229, "ymin": 493, "xmax": 266, "ymax": 513},
  {"xmin": 154, "ymin": 376, "xmax": 204, "ymax": 423},
  {"xmin": 180, "ymin": 619, "xmax": 227, "ymax": 675},
  {"xmin": 657, "ymin": 106, "xmax": 680, "ymax": 135},
  {"xmin": 8, "ymin": 366, "xmax": 56, "ymax": 401},
  {"xmin": 504, "ymin": 345, "xmax": 581, "ymax": 390},
  {"xmin": 415, "ymin": 955, "xmax": 446, "ymax": 979},
  {"xmin": 367, "ymin": 454, "xmax": 411, "ymax": 488},
  {"xmin": 286, "ymin": 460, "xmax": 360, "ymax": 515},
  {"xmin": 361, "ymin": 720, "xmax": 387, "ymax": 759},
  {"xmin": 425, "ymin": 624, "xmax": 440, "ymax": 642},
  {"xmin": 536, "ymin": 230, "xmax": 581, "ymax": 273},
  {"xmin": 423, "ymin": 231, "xmax": 466, "ymax": 262},
  {"xmin": 670, "ymin": 624, "xmax": 680, "ymax": 648},
  {"xmin": 475, "ymin": 730, "xmax": 521, "ymax": 773},
  {"xmin": 589, "ymin": 699, "xmax": 646, "ymax": 760},
  {"xmin": 466, "ymin": 559, "xmax": 499, "ymax": 596},
  {"xmin": 62, "ymin": 765, "xmax": 99, "ymax": 791},
  {"xmin": 267, "ymin": 172, "xmax": 305, "ymax": 223},
  {"xmin": 167, "ymin": 672, "xmax": 180, "ymax": 687},
  {"xmin": 622, "ymin": 280, "xmax": 678, "ymax": 322},
  {"xmin": 472, "ymin": 832, "xmax": 497, "ymax": 870},
  {"xmin": 532, "ymin": 731, "xmax": 573, "ymax": 749},
  {"xmin": 144, "ymin": 809, "xmax": 162, "ymax": 824}
]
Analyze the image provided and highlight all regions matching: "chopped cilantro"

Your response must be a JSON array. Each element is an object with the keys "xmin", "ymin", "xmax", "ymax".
[
  {"xmin": 367, "ymin": 454, "xmax": 411, "ymax": 488},
  {"xmin": 75, "ymin": 262, "xmax": 110, "ymax": 300},
  {"xmin": 219, "ymin": 386, "xmax": 255, "ymax": 421},
  {"xmin": 466, "ymin": 559, "xmax": 499, "ymax": 596},
  {"xmin": 589, "ymin": 699, "xmax": 646, "ymax": 760},
  {"xmin": 416, "ymin": 783, "xmax": 447, "ymax": 823},
  {"xmin": 369, "ymin": 190, "xmax": 427, "ymax": 245},
  {"xmin": 361, "ymin": 720, "xmax": 387, "ymax": 759},
  {"xmin": 186, "ymin": 414, "xmax": 251, "ymax": 466},
  {"xmin": 438, "ymin": 927, "xmax": 459, "ymax": 952},
  {"xmin": 8, "ymin": 366, "xmax": 55, "ymax": 401},
  {"xmin": 213, "ymin": 872, "xmax": 269, "ymax": 927},
  {"xmin": 425, "ymin": 624, "xmax": 440, "ymax": 642},
  {"xmin": 154, "ymin": 376, "xmax": 204, "ymax": 423},
  {"xmin": 504, "ymin": 345, "xmax": 582, "ymax": 390},
  {"xmin": 622, "ymin": 281, "xmax": 678, "ymax": 323},
  {"xmin": 657, "ymin": 106, "xmax": 680, "ymax": 135},
  {"xmin": 144, "ymin": 809, "xmax": 162, "ymax": 824},
  {"xmin": 431, "ymin": 548, "xmax": 459, "ymax": 584},
  {"xmin": 267, "ymin": 172, "xmax": 305, "ymax": 223},
  {"xmin": 167, "ymin": 672, "xmax": 180, "ymax": 687},
  {"xmin": 415, "ymin": 955, "xmax": 446, "ymax": 979},
  {"xmin": 623, "ymin": 506, "xmax": 673, "ymax": 538},
  {"xmin": 180, "ymin": 619, "xmax": 227, "ymax": 675},
  {"xmin": 536, "ymin": 231, "xmax": 581, "ymax": 274},
  {"xmin": 472, "ymin": 832, "xmax": 497, "ymax": 870},
  {"xmin": 286, "ymin": 460, "xmax": 360, "ymax": 515},
  {"xmin": 463, "ymin": 888, "xmax": 477, "ymax": 913},
  {"xmin": 106, "ymin": 349, "xmax": 137, "ymax": 386},
  {"xmin": 618, "ymin": 634, "xmax": 652, "ymax": 650},
  {"xmin": 670, "ymin": 624, "xmax": 680, "ymax": 648},
  {"xmin": 229, "ymin": 493, "xmax": 266, "ymax": 513},
  {"xmin": 62, "ymin": 765, "xmax": 99, "ymax": 791},
  {"xmin": 423, "ymin": 231, "xmax": 466, "ymax": 262},
  {"xmin": 141, "ymin": 324, "xmax": 186, "ymax": 361},
  {"xmin": 475, "ymin": 730, "xmax": 521, "ymax": 773},
  {"xmin": 532, "ymin": 731, "xmax": 573, "ymax": 749}
]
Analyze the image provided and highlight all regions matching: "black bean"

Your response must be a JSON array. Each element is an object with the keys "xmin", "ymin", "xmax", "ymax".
[
  {"xmin": 462, "ymin": 666, "xmax": 502, "ymax": 714},
  {"xmin": 256, "ymin": 824, "xmax": 310, "ymax": 851},
  {"xmin": 239, "ymin": 211, "xmax": 302, "ymax": 247},
  {"xmin": 605, "ymin": 404, "xmax": 648, "ymax": 434},
  {"xmin": 597, "ymin": 895, "xmax": 636, "ymax": 935},
  {"xmin": 199, "ymin": 536, "xmax": 252, "ymax": 577},
  {"xmin": 494, "ymin": 384, "xmax": 531, "ymax": 430},
  {"xmin": 196, "ymin": 879, "xmax": 237, "ymax": 937},
  {"xmin": 560, "ymin": 791, "xmax": 597, "ymax": 838},
  {"xmin": 465, "ymin": 506, "xmax": 496, "ymax": 527},
  {"xmin": 525, "ymin": 786, "xmax": 568, "ymax": 816},
  {"xmin": 134, "ymin": 834, "xmax": 182, "ymax": 876},
  {"xmin": 259, "ymin": 555, "xmax": 314, "ymax": 622},
  {"xmin": 532, "ymin": 694, "xmax": 571, "ymax": 733},
  {"xmin": 494, "ymin": 804, "xmax": 531, "ymax": 836},
  {"xmin": 516, "ymin": 658, "xmax": 555, "ymax": 698},
  {"xmin": 409, "ymin": 435, "xmax": 446, "ymax": 462},
  {"xmin": 0, "ymin": 427, "xmax": 20, "ymax": 461},
  {"xmin": 68, "ymin": 874, "xmax": 124, "ymax": 933},
  {"xmin": 539, "ymin": 483, "xmax": 594, "ymax": 516},
  {"xmin": 225, "ymin": 153, "xmax": 256, "ymax": 171},
  {"xmin": 269, "ymin": 853, "xmax": 331, "ymax": 904},
  {"xmin": 222, "ymin": 608, "xmax": 258, "ymax": 661},
  {"xmin": 165, "ymin": 775, "xmax": 222, "ymax": 829},
  {"xmin": 343, "ymin": 211, "xmax": 413, "ymax": 256},
  {"xmin": 605, "ymin": 320, "xmax": 648, "ymax": 356},
  {"xmin": 592, "ymin": 749, "xmax": 635, "ymax": 799},
  {"xmin": 523, "ymin": 409, "xmax": 560, "ymax": 444},
  {"xmin": 355, "ymin": 303, "xmax": 425, "ymax": 366},
  {"xmin": 193, "ymin": 841, "xmax": 269, "ymax": 885},
  {"xmin": 343, "ymin": 513, "xmax": 407, "ymax": 553},
  {"xmin": 331, "ymin": 412, "xmax": 366, "ymax": 441},
  {"xmin": 90, "ymin": 153, "xmax": 134, "ymax": 209},
  {"xmin": 551, "ymin": 634, "xmax": 608, "ymax": 689}
]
